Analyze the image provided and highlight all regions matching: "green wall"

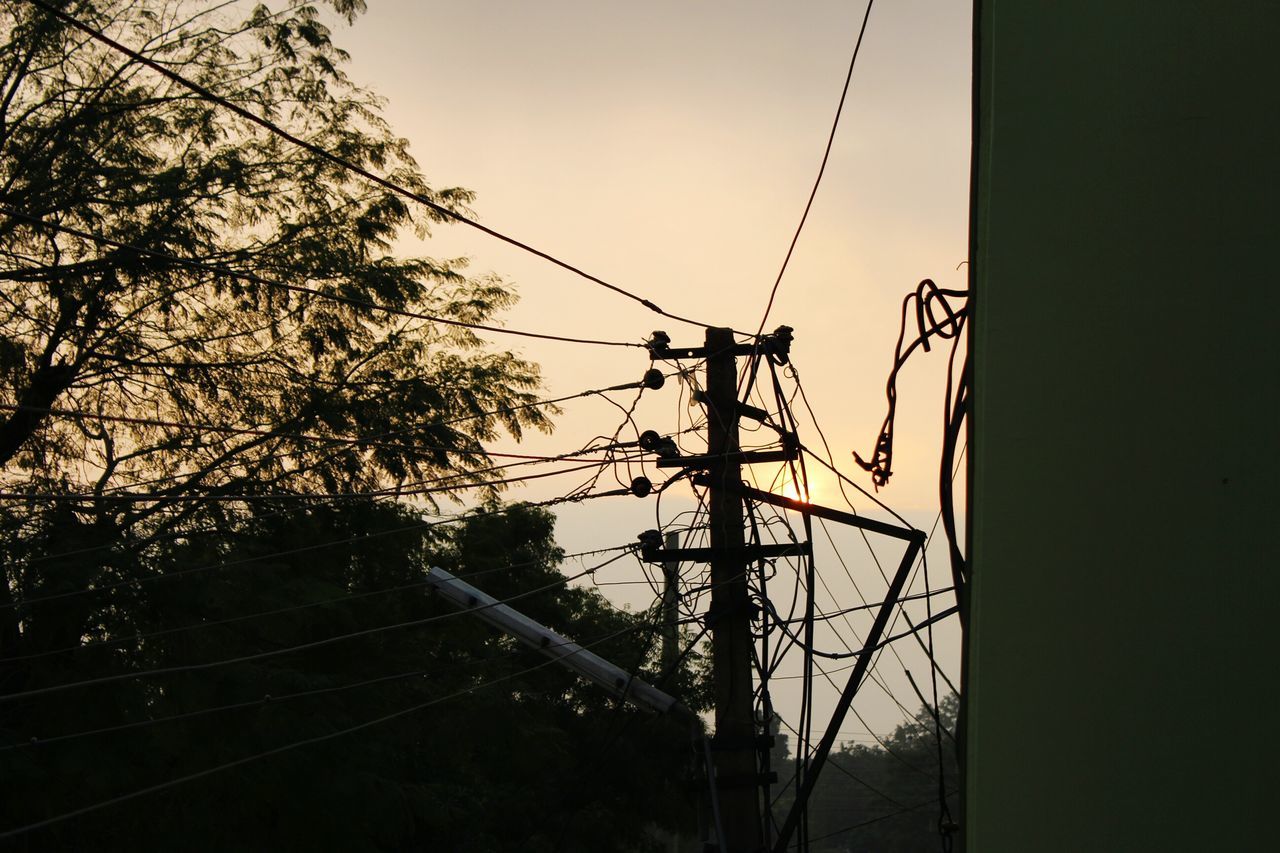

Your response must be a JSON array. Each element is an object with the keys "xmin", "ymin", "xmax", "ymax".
[{"xmin": 967, "ymin": 2, "xmax": 1280, "ymax": 850}]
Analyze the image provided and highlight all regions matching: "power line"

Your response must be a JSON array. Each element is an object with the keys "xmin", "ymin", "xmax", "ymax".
[
  {"xmin": 770, "ymin": 713, "xmax": 911, "ymax": 812},
  {"xmin": 0, "ymin": 489, "xmax": 631, "ymax": 610},
  {"xmin": 0, "ymin": 389, "xmax": 685, "ymax": 504},
  {"xmin": 754, "ymin": 0, "xmax": 877, "ymax": 335},
  {"xmin": 775, "ymin": 345, "xmax": 913, "ymax": 527},
  {"xmin": 2, "ymin": 556, "xmax": 647, "ymax": 751},
  {"xmin": 6, "ymin": 425, "xmax": 694, "ymax": 569},
  {"xmin": 764, "ymin": 586, "xmax": 954, "ymax": 631},
  {"xmin": 0, "ymin": 208, "xmax": 645, "ymax": 349},
  {"xmin": 850, "ymin": 445, "xmax": 968, "ymax": 698},
  {"xmin": 733, "ymin": 358, "xmax": 943, "ymax": 823},
  {"xmin": 798, "ymin": 443, "xmax": 911, "ymax": 528},
  {"xmin": 15, "ymin": 0, "xmax": 721, "ymax": 331},
  {"xmin": 802, "ymin": 516, "xmax": 921, "ymax": 722},
  {"xmin": 0, "ymin": 553, "xmax": 632, "ymax": 704},
  {"xmin": 5, "ymin": 661, "xmax": 492, "ymax": 752},
  {"xmin": 1, "ymin": 544, "xmax": 634, "ymax": 663},
  {"xmin": 0, "ymin": 456, "xmax": 625, "ymax": 503},
  {"xmin": 804, "ymin": 791, "xmax": 959, "ymax": 844},
  {"xmin": 810, "ymin": 623, "xmax": 937, "ymax": 783},
  {"xmin": 0, "ymin": 402, "xmax": 633, "ymax": 465},
  {"xmin": 787, "ymin": 359, "xmax": 962, "ymax": 695},
  {"xmin": 752, "ymin": 360, "xmax": 928, "ymax": 735},
  {"xmin": 0, "ymin": 372, "xmax": 672, "ymax": 504},
  {"xmin": 768, "ymin": 607, "xmax": 959, "ymax": 678},
  {"xmin": 0, "ymin": 618, "xmax": 660, "ymax": 841},
  {"xmin": 748, "ymin": 505, "xmax": 923, "ymax": 746}
]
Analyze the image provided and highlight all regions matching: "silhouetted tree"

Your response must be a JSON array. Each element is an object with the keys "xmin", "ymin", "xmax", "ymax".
[
  {"xmin": 1, "ymin": 501, "xmax": 707, "ymax": 851},
  {"xmin": 0, "ymin": 0, "xmax": 554, "ymax": 672},
  {"xmin": 0, "ymin": 4, "xmax": 708, "ymax": 848},
  {"xmin": 772, "ymin": 694, "xmax": 961, "ymax": 853}
]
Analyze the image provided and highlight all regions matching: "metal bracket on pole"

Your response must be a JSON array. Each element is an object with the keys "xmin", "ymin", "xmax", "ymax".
[
  {"xmin": 655, "ymin": 448, "xmax": 798, "ymax": 469},
  {"xmin": 692, "ymin": 475, "xmax": 921, "ymax": 543},
  {"xmin": 770, "ymin": 531, "xmax": 926, "ymax": 853},
  {"xmin": 638, "ymin": 540, "xmax": 812, "ymax": 565},
  {"xmin": 645, "ymin": 326, "xmax": 794, "ymax": 364}
]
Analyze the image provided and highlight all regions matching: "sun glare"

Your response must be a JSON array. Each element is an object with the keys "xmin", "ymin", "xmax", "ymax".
[{"xmin": 777, "ymin": 471, "xmax": 811, "ymax": 504}]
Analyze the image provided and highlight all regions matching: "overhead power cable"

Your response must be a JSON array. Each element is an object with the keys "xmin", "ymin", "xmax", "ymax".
[
  {"xmin": 0, "ymin": 619, "xmax": 657, "ymax": 841},
  {"xmin": 753, "ymin": 359, "xmax": 928, "ymax": 737},
  {"xmin": 754, "ymin": 0, "xmax": 877, "ymax": 336},
  {"xmin": 16, "ymin": 0, "xmax": 720, "ymax": 331},
  {"xmin": 2, "ymin": 554, "xmax": 647, "ymax": 751},
  {"xmin": 0, "ymin": 373, "xmax": 679, "ymax": 503},
  {"xmin": 5, "ymin": 665, "xmax": 460, "ymax": 753},
  {"xmin": 0, "ymin": 457, "xmax": 625, "ymax": 503},
  {"xmin": 0, "ymin": 401, "xmax": 641, "ymax": 461},
  {"xmin": 1, "ymin": 544, "xmax": 633, "ymax": 663},
  {"xmin": 770, "ymin": 713, "xmax": 910, "ymax": 811},
  {"xmin": 805, "ymin": 793, "xmax": 959, "ymax": 844},
  {"xmin": 0, "ymin": 208, "xmax": 642, "ymax": 349},
  {"xmin": 0, "ymin": 552, "xmax": 634, "ymax": 704},
  {"xmin": 769, "ymin": 607, "xmax": 959, "ymax": 678},
  {"xmin": 765, "ymin": 586, "xmax": 954, "ymax": 627},
  {"xmin": 0, "ymin": 367, "xmax": 675, "ymax": 482},
  {"xmin": 0, "ymin": 489, "xmax": 631, "ymax": 610},
  {"xmin": 783, "ymin": 362, "xmax": 961, "ymax": 697},
  {"xmin": 9, "ymin": 425, "xmax": 694, "ymax": 568},
  {"xmin": 799, "ymin": 443, "xmax": 910, "ymax": 527}
]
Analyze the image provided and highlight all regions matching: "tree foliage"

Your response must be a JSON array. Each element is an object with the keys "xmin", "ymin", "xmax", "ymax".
[
  {"xmin": 0, "ymin": 0, "xmax": 551, "ymax": 509},
  {"xmin": 0, "ymin": 0, "xmax": 563, "ymax": 698},
  {"xmin": 771, "ymin": 695, "xmax": 962, "ymax": 853},
  {"xmin": 0, "ymin": 3, "xmax": 705, "ymax": 849},
  {"xmin": 1, "ymin": 501, "xmax": 705, "ymax": 851}
]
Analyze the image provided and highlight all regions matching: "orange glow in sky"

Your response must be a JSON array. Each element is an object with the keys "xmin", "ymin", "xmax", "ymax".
[{"xmin": 334, "ymin": 0, "xmax": 970, "ymax": 741}]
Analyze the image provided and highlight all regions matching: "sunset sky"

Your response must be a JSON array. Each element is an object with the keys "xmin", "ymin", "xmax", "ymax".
[{"xmin": 336, "ymin": 0, "xmax": 972, "ymax": 742}]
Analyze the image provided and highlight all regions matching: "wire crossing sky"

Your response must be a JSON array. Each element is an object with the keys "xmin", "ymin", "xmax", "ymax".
[
  {"xmin": 341, "ymin": 0, "xmax": 972, "ymax": 751},
  {"xmin": 22, "ymin": 0, "xmax": 724, "ymax": 334},
  {"xmin": 0, "ymin": 1, "xmax": 973, "ymax": 836}
]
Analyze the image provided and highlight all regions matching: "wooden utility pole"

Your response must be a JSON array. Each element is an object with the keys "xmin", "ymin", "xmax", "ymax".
[
  {"xmin": 643, "ymin": 325, "xmax": 801, "ymax": 851},
  {"xmin": 639, "ymin": 322, "xmax": 927, "ymax": 852},
  {"xmin": 703, "ymin": 326, "xmax": 761, "ymax": 853}
]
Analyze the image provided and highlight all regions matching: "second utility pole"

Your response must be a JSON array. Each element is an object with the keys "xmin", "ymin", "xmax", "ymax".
[{"xmin": 704, "ymin": 326, "xmax": 761, "ymax": 852}]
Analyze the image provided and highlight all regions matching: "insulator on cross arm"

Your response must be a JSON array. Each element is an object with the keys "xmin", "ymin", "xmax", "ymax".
[
  {"xmin": 766, "ymin": 325, "xmax": 795, "ymax": 365},
  {"xmin": 639, "ymin": 429, "xmax": 680, "ymax": 460},
  {"xmin": 646, "ymin": 330, "xmax": 671, "ymax": 357},
  {"xmin": 637, "ymin": 529, "xmax": 664, "ymax": 553}
]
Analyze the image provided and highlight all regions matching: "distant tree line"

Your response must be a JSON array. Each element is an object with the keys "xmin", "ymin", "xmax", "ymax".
[{"xmin": 769, "ymin": 694, "xmax": 961, "ymax": 853}]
